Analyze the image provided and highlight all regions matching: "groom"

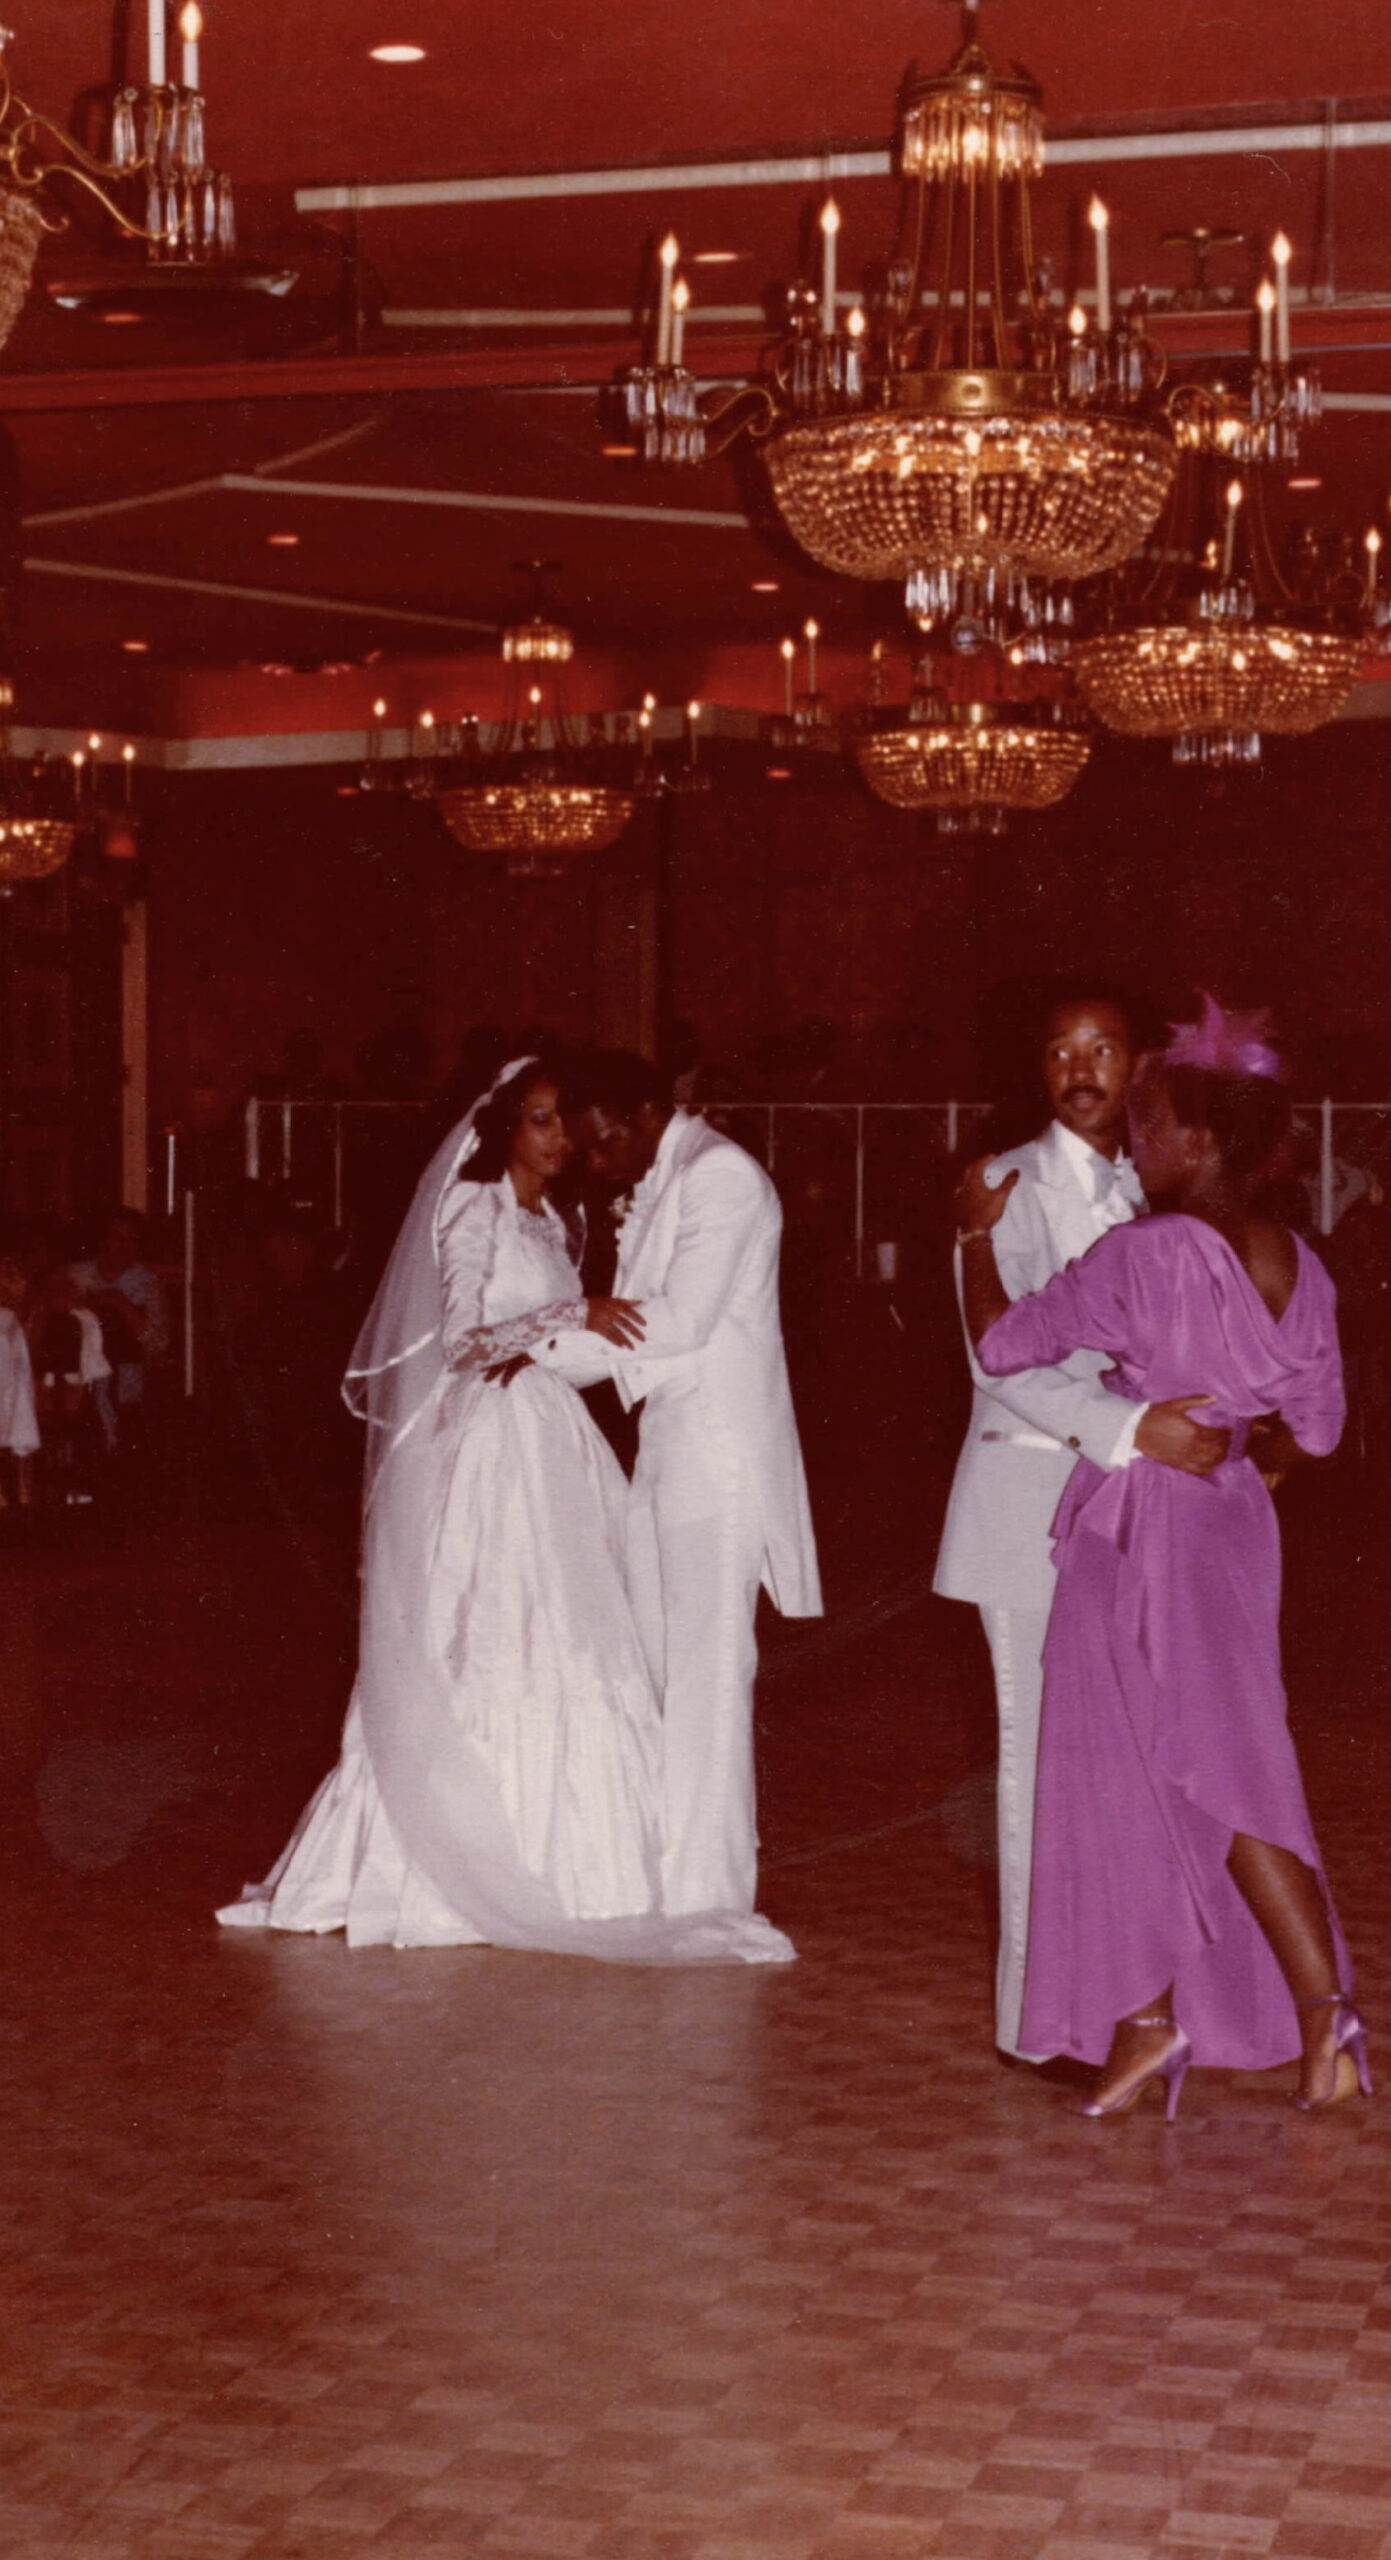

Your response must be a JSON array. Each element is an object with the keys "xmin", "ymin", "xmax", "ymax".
[
  {"xmin": 934, "ymin": 987, "xmax": 1229, "ymax": 2061},
  {"xmin": 534, "ymin": 1051, "xmax": 822, "ymax": 1916}
]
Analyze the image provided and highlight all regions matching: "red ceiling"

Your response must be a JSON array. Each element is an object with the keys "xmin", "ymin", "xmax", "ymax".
[
  {"xmin": 16, "ymin": 2, "xmax": 1388, "ymax": 183},
  {"xmin": 1, "ymin": 1, "xmax": 1387, "ymax": 729}
]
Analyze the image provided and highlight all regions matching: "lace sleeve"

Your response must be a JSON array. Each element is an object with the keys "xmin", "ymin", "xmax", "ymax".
[
  {"xmin": 437, "ymin": 1183, "xmax": 585, "ymax": 1376},
  {"xmin": 445, "ymin": 1298, "xmax": 588, "ymax": 1378}
]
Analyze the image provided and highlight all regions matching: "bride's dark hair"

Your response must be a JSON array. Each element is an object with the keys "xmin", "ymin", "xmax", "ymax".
[{"xmin": 459, "ymin": 1056, "xmax": 566, "ymax": 1185}]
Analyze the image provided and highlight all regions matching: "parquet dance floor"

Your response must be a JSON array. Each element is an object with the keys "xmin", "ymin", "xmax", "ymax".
[{"xmin": 0, "ymin": 1468, "xmax": 1385, "ymax": 2560}]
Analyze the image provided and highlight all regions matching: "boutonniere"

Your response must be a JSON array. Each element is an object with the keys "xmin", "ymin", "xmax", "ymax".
[{"xmin": 610, "ymin": 1189, "xmax": 636, "ymax": 1234}]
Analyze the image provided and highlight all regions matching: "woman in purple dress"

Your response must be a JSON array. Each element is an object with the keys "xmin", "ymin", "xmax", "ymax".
[{"xmin": 955, "ymin": 1001, "xmax": 1369, "ymax": 2119}]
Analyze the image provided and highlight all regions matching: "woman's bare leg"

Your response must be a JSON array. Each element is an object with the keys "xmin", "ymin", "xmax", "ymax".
[{"xmin": 1227, "ymin": 1832, "xmax": 1348, "ymax": 2102}]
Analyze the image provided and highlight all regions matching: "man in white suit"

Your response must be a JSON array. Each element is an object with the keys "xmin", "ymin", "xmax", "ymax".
[
  {"xmin": 534, "ymin": 1053, "xmax": 822, "ymax": 1918},
  {"xmin": 934, "ymin": 991, "xmax": 1228, "ymax": 2061}
]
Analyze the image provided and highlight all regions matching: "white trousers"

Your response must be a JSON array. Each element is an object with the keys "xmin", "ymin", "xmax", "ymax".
[
  {"xmin": 627, "ymin": 1442, "xmax": 763, "ymax": 1916},
  {"xmin": 979, "ymin": 1604, "xmax": 1051, "ymax": 2059}
]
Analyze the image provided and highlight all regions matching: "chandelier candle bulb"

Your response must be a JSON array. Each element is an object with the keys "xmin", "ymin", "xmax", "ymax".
[
  {"xmin": 671, "ymin": 277, "xmax": 690, "ymax": 370},
  {"xmin": 685, "ymin": 700, "xmax": 701, "ymax": 764},
  {"xmin": 148, "ymin": 0, "xmax": 166, "ymax": 87},
  {"xmin": 780, "ymin": 636, "xmax": 796, "ymax": 717},
  {"xmin": 122, "ymin": 743, "xmax": 136, "ymax": 806},
  {"xmin": 1366, "ymin": 528, "xmax": 1383, "ymax": 608},
  {"xmin": 819, "ymin": 198, "xmax": 841, "ymax": 337},
  {"xmin": 1271, "ymin": 233, "xmax": 1292, "ymax": 362},
  {"xmin": 656, "ymin": 232, "xmax": 680, "ymax": 366},
  {"xmin": 845, "ymin": 303, "xmax": 866, "ymax": 398},
  {"xmin": 179, "ymin": 3, "xmax": 202, "ymax": 89},
  {"xmin": 1088, "ymin": 196, "xmax": 1111, "ymax": 334},
  {"xmin": 1221, "ymin": 480, "xmax": 1243, "ymax": 584},
  {"xmin": 803, "ymin": 618, "xmax": 819, "ymax": 692},
  {"xmin": 1256, "ymin": 277, "xmax": 1275, "ymax": 364}
]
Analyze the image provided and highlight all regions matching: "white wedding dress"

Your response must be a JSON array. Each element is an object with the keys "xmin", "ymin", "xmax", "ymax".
[{"xmin": 219, "ymin": 1139, "xmax": 793, "ymax": 1965}]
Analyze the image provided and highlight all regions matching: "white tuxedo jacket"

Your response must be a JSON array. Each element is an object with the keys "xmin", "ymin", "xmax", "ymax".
[
  {"xmin": 536, "ymin": 1114, "xmax": 821, "ymax": 1618},
  {"xmin": 932, "ymin": 1121, "xmax": 1142, "ymax": 1614}
]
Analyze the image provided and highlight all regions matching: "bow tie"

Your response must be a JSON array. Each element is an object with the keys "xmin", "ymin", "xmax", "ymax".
[{"xmin": 1092, "ymin": 1154, "xmax": 1141, "ymax": 1220}]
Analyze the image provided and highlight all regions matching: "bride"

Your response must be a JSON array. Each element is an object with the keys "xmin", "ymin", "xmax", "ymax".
[{"xmin": 218, "ymin": 1056, "xmax": 794, "ymax": 1964}]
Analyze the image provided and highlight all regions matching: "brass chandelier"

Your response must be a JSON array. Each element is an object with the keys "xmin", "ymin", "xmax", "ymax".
[
  {"xmin": 0, "ymin": 689, "xmax": 144, "ymax": 886},
  {"xmin": 1164, "ymin": 234, "xmax": 1322, "ymax": 468},
  {"xmin": 421, "ymin": 577, "xmax": 638, "ymax": 879},
  {"xmin": 614, "ymin": 1, "xmax": 1178, "ymax": 646},
  {"xmin": 1073, "ymin": 465, "xmax": 1375, "ymax": 766},
  {"xmin": 0, "ymin": 811, "xmax": 74, "ymax": 882},
  {"xmin": 435, "ymin": 774, "xmax": 636, "ymax": 878},
  {"xmin": 857, "ymin": 687, "xmax": 1091, "ymax": 836},
  {"xmin": 0, "ymin": 9, "xmax": 236, "ymax": 353}
]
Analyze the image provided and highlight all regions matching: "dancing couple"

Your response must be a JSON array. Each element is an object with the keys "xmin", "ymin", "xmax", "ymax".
[
  {"xmin": 940, "ymin": 988, "xmax": 1368, "ymax": 2118},
  {"xmin": 220, "ymin": 1050, "xmax": 821, "ymax": 1964}
]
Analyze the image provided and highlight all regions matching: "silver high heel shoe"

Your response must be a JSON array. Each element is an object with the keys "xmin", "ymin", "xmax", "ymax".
[
  {"xmin": 1079, "ymin": 2014, "xmax": 1192, "ymax": 2123},
  {"xmin": 1293, "ymin": 1993, "xmax": 1372, "ymax": 2111}
]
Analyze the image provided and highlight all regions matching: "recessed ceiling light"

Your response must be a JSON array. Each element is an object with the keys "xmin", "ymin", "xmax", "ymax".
[
  {"xmin": 750, "ymin": 579, "xmax": 780, "ymax": 592},
  {"xmin": 766, "ymin": 766, "xmax": 793, "ymax": 781},
  {"xmin": 267, "ymin": 530, "xmax": 300, "ymax": 547},
  {"xmin": 693, "ymin": 250, "xmax": 742, "ymax": 265},
  {"xmin": 121, "ymin": 637, "xmax": 150, "ymax": 653},
  {"xmin": 601, "ymin": 443, "xmax": 638, "ymax": 458},
  {"xmin": 1287, "ymin": 475, "xmax": 1322, "ymax": 490},
  {"xmin": 369, "ymin": 42, "xmax": 425, "ymax": 61},
  {"xmin": 100, "ymin": 310, "xmax": 143, "ymax": 325}
]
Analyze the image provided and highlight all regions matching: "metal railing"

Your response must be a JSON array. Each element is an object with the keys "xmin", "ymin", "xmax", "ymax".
[{"xmin": 236, "ymin": 1093, "xmax": 1389, "ymax": 1274}]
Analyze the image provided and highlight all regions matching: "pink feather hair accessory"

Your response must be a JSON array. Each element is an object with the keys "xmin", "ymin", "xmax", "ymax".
[{"xmin": 1164, "ymin": 991, "xmax": 1282, "ymax": 1081}]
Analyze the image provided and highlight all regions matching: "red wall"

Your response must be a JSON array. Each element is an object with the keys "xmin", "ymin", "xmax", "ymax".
[{"xmin": 145, "ymin": 718, "xmax": 1390, "ymax": 1140}]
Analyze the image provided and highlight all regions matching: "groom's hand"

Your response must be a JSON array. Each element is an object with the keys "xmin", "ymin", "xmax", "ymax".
[
  {"xmin": 586, "ymin": 1296, "xmax": 646, "ymax": 1347},
  {"xmin": 483, "ymin": 1353, "xmax": 533, "ymax": 1387},
  {"xmin": 1136, "ymin": 1395, "xmax": 1230, "ymax": 1475}
]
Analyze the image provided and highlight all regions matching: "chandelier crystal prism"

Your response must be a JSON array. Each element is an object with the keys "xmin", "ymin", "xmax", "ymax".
[{"xmin": 0, "ymin": 8, "xmax": 236, "ymax": 326}]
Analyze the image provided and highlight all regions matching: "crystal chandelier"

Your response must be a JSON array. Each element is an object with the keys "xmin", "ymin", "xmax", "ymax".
[
  {"xmin": 0, "ymin": 688, "xmax": 143, "ymax": 886},
  {"xmin": 418, "ymin": 580, "xmax": 638, "ymax": 879},
  {"xmin": 614, "ymin": 1, "xmax": 1177, "ymax": 646},
  {"xmin": 435, "ymin": 777, "xmax": 636, "ymax": 878},
  {"xmin": 1162, "ymin": 230, "xmax": 1321, "ymax": 467},
  {"xmin": 0, "ymin": 674, "xmax": 69, "ymax": 881},
  {"xmin": 1073, "ymin": 464, "xmax": 1375, "ymax": 766},
  {"xmin": 0, "ymin": 812, "xmax": 74, "ymax": 882},
  {"xmin": 856, "ymin": 655, "xmax": 1091, "ymax": 836},
  {"xmin": 0, "ymin": 10, "xmax": 235, "ymax": 327}
]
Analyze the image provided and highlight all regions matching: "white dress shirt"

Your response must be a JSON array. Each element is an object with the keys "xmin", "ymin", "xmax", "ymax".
[{"xmin": 1051, "ymin": 1121, "xmax": 1147, "ymax": 1462}]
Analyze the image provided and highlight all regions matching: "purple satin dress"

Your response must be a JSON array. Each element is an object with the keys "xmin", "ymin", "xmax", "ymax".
[{"xmin": 977, "ymin": 1215, "xmax": 1347, "ymax": 2071}]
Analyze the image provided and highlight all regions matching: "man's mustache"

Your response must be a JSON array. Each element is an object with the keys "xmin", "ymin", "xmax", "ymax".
[{"xmin": 1063, "ymin": 1083, "xmax": 1104, "ymax": 1104}]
